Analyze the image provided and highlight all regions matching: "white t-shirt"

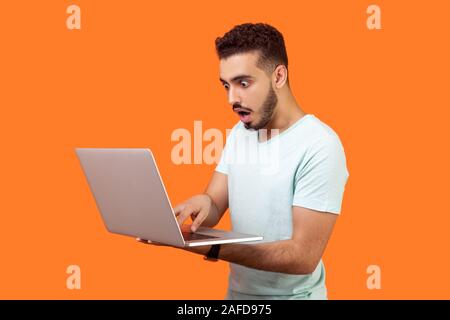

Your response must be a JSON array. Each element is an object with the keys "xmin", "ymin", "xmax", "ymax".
[{"xmin": 215, "ymin": 114, "xmax": 349, "ymax": 299}]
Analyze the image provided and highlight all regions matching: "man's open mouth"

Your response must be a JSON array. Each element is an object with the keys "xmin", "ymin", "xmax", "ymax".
[
  {"xmin": 237, "ymin": 110, "xmax": 251, "ymax": 116},
  {"xmin": 234, "ymin": 109, "xmax": 252, "ymax": 123}
]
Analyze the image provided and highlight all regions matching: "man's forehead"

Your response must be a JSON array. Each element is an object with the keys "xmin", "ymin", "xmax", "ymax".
[{"xmin": 219, "ymin": 52, "xmax": 262, "ymax": 81}]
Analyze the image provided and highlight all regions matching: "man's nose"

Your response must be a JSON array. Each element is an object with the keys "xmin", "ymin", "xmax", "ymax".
[{"xmin": 228, "ymin": 88, "xmax": 241, "ymax": 106}]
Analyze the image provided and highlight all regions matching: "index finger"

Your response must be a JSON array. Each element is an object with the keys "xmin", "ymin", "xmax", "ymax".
[
  {"xmin": 173, "ymin": 204, "xmax": 186, "ymax": 217},
  {"xmin": 177, "ymin": 206, "xmax": 195, "ymax": 226}
]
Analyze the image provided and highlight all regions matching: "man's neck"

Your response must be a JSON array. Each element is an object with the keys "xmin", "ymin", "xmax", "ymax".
[{"xmin": 259, "ymin": 99, "xmax": 306, "ymax": 142}]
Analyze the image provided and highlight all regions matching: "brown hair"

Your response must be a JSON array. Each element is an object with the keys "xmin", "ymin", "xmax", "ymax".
[{"xmin": 215, "ymin": 23, "xmax": 289, "ymax": 78}]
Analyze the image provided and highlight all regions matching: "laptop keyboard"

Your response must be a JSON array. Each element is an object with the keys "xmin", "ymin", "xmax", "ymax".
[{"xmin": 182, "ymin": 231, "xmax": 218, "ymax": 241}]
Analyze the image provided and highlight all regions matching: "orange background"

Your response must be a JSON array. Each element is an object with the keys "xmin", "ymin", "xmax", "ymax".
[{"xmin": 1, "ymin": 0, "xmax": 449, "ymax": 299}]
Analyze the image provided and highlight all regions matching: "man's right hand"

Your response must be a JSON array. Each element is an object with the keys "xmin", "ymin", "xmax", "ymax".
[{"xmin": 173, "ymin": 194, "xmax": 214, "ymax": 233}]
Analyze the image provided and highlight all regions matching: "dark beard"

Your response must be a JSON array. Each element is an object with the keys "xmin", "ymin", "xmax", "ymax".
[{"xmin": 245, "ymin": 85, "xmax": 278, "ymax": 130}]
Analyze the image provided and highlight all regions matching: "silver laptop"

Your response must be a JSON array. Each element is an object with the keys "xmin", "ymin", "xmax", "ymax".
[{"xmin": 75, "ymin": 148, "xmax": 263, "ymax": 247}]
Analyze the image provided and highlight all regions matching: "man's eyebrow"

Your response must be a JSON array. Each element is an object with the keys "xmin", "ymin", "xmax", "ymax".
[{"xmin": 219, "ymin": 75, "xmax": 254, "ymax": 84}]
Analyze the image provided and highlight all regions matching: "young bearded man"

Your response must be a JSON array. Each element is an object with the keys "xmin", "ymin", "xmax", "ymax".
[{"xmin": 140, "ymin": 23, "xmax": 349, "ymax": 300}]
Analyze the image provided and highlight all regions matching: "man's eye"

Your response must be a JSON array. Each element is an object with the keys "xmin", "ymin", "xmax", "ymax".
[
  {"xmin": 240, "ymin": 81, "xmax": 250, "ymax": 88},
  {"xmin": 223, "ymin": 84, "xmax": 229, "ymax": 90}
]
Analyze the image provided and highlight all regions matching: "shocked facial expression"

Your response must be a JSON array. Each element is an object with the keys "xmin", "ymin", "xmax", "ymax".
[{"xmin": 219, "ymin": 51, "xmax": 278, "ymax": 130}]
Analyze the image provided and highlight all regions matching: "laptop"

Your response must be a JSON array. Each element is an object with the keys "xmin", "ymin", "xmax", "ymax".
[{"xmin": 75, "ymin": 148, "xmax": 263, "ymax": 247}]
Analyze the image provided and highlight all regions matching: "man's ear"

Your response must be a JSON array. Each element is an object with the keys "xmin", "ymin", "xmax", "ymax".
[{"xmin": 273, "ymin": 64, "xmax": 288, "ymax": 88}]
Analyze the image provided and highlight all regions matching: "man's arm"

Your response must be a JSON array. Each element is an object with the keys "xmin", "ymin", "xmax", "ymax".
[
  {"xmin": 174, "ymin": 171, "xmax": 228, "ymax": 232},
  {"xmin": 185, "ymin": 206, "xmax": 338, "ymax": 275},
  {"xmin": 200, "ymin": 171, "xmax": 229, "ymax": 228}
]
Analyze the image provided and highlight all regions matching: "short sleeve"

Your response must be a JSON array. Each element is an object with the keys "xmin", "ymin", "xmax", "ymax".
[
  {"xmin": 215, "ymin": 147, "xmax": 230, "ymax": 175},
  {"xmin": 293, "ymin": 136, "xmax": 349, "ymax": 214},
  {"xmin": 215, "ymin": 123, "xmax": 239, "ymax": 175}
]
